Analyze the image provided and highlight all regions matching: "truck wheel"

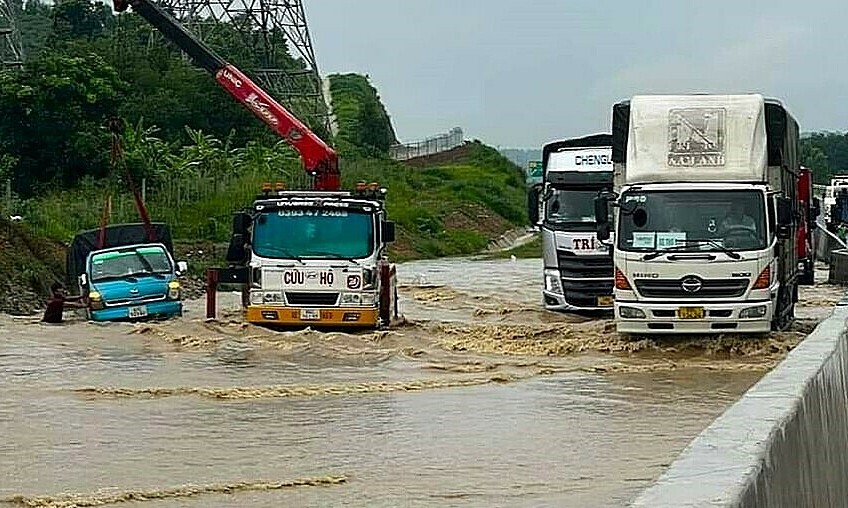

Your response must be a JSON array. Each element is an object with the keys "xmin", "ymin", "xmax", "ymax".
[
  {"xmin": 771, "ymin": 292, "xmax": 786, "ymax": 332},
  {"xmin": 771, "ymin": 284, "xmax": 797, "ymax": 332}
]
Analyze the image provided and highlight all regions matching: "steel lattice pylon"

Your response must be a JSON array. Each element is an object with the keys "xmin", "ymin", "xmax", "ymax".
[
  {"xmin": 157, "ymin": 0, "xmax": 331, "ymax": 139},
  {"xmin": 0, "ymin": 0, "xmax": 23, "ymax": 68}
]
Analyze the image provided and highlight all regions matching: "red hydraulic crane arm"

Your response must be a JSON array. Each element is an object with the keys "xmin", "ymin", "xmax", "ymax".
[{"xmin": 113, "ymin": 0, "xmax": 340, "ymax": 191}]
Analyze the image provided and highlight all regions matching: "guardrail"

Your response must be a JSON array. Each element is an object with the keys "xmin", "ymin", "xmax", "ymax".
[{"xmin": 389, "ymin": 127, "xmax": 464, "ymax": 161}]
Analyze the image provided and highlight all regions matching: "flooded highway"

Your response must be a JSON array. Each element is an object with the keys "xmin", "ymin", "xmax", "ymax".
[{"xmin": 0, "ymin": 257, "xmax": 840, "ymax": 507}]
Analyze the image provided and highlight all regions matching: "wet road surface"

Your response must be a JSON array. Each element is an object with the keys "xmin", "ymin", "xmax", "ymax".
[{"xmin": 0, "ymin": 258, "xmax": 840, "ymax": 507}]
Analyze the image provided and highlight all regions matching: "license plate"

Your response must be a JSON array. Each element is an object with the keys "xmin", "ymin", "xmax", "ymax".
[
  {"xmin": 128, "ymin": 305, "xmax": 148, "ymax": 318},
  {"xmin": 677, "ymin": 307, "xmax": 705, "ymax": 319},
  {"xmin": 597, "ymin": 296, "xmax": 614, "ymax": 307},
  {"xmin": 300, "ymin": 309, "xmax": 320, "ymax": 321}
]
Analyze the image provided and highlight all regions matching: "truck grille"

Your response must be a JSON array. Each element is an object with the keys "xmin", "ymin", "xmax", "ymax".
[
  {"xmin": 105, "ymin": 295, "xmax": 166, "ymax": 306},
  {"xmin": 561, "ymin": 279, "xmax": 613, "ymax": 308},
  {"xmin": 634, "ymin": 278, "xmax": 749, "ymax": 299},
  {"xmin": 557, "ymin": 252, "xmax": 612, "ymax": 278},
  {"xmin": 285, "ymin": 292, "xmax": 339, "ymax": 306},
  {"xmin": 556, "ymin": 253, "xmax": 613, "ymax": 308}
]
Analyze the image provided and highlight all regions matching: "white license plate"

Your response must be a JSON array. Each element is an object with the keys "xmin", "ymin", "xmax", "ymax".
[
  {"xmin": 128, "ymin": 305, "xmax": 148, "ymax": 318},
  {"xmin": 300, "ymin": 309, "xmax": 320, "ymax": 320}
]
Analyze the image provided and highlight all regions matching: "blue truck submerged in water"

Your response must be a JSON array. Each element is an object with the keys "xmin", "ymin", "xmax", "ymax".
[{"xmin": 68, "ymin": 223, "xmax": 188, "ymax": 322}]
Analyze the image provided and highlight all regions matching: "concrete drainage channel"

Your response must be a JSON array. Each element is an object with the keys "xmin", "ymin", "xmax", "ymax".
[
  {"xmin": 485, "ymin": 226, "xmax": 537, "ymax": 252},
  {"xmin": 630, "ymin": 299, "xmax": 848, "ymax": 508}
]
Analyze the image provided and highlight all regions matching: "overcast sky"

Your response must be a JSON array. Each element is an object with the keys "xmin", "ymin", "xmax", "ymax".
[{"xmin": 306, "ymin": 0, "xmax": 847, "ymax": 148}]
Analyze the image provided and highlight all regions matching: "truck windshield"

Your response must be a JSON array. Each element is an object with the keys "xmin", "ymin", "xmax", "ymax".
[
  {"xmin": 546, "ymin": 189, "xmax": 600, "ymax": 224},
  {"xmin": 90, "ymin": 246, "xmax": 172, "ymax": 281},
  {"xmin": 253, "ymin": 208, "xmax": 374, "ymax": 259},
  {"xmin": 618, "ymin": 190, "xmax": 767, "ymax": 252}
]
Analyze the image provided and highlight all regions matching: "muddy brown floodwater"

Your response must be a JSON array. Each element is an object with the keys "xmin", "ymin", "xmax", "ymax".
[{"xmin": 0, "ymin": 258, "xmax": 842, "ymax": 507}]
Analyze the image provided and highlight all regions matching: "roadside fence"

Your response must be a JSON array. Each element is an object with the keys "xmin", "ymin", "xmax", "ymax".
[{"xmin": 389, "ymin": 127, "xmax": 464, "ymax": 161}]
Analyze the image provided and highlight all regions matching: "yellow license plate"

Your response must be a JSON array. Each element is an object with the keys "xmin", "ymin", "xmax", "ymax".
[
  {"xmin": 677, "ymin": 307, "xmax": 705, "ymax": 319},
  {"xmin": 597, "ymin": 296, "xmax": 614, "ymax": 307}
]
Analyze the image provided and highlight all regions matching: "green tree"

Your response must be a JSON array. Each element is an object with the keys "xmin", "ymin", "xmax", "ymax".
[
  {"xmin": 50, "ymin": 0, "xmax": 114, "ymax": 42},
  {"xmin": 0, "ymin": 52, "xmax": 126, "ymax": 194},
  {"xmin": 16, "ymin": 0, "xmax": 54, "ymax": 59},
  {"xmin": 802, "ymin": 132, "xmax": 848, "ymax": 182},
  {"xmin": 800, "ymin": 139, "xmax": 831, "ymax": 183},
  {"xmin": 329, "ymin": 73, "xmax": 398, "ymax": 157}
]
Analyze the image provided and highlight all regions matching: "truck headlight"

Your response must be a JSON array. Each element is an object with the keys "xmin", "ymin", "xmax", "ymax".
[
  {"xmin": 263, "ymin": 292, "xmax": 283, "ymax": 304},
  {"xmin": 544, "ymin": 269, "xmax": 563, "ymax": 294},
  {"xmin": 250, "ymin": 291, "xmax": 264, "ymax": 305},
  {"xmin": 167, "ymin": 281, "xmax": 181, "ymax": 300},
  {"xmin": 88, "ymin": 291, "xmax": 104, "ymax": 310},
  {"xmin": 619, "ymin": 306, "xmax": 646, "ymax": 319},
  {"xmin": 341, "ymin": 293, "xmax": 362, "ymax": 305},
  {"xmin": 251, "ymin": 291, "xmax": 282, "ymax": 305},
  {"xmin": 360, "ymin": 292, "xmax": 377, "ymax": 306},
  {"xmin": 740, "ymin": 305, "xmax": 767, "ymax": 319}
]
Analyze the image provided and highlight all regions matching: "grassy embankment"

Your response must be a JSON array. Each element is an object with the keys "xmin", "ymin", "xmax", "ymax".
[{"xmin": 25, "ymin": 141, "xmax": 530, "ymax": 265}]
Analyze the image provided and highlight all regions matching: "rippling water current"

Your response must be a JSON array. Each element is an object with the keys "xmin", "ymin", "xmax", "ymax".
[{"xmin": 0, "ymin": 258, "xmax": 838, "ymax": 507}]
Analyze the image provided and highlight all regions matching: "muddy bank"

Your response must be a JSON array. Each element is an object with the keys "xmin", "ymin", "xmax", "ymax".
[{"xmin": 0, "ymin": 219, "xmax": 66, "ymax": 315}]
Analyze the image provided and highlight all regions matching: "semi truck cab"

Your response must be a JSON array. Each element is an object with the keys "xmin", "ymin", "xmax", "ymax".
[{"xmin": 531, "ymin": 134, "xmax": 614, "ymax": 312}]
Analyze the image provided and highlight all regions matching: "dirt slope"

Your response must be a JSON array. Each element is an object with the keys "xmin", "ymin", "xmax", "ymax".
[{"xmin": 0, "ymin": 219, "xmax": 66, "ymax": 315}]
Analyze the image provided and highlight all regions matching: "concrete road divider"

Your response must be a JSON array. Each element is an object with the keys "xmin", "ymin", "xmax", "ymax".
[{"xmin": 631, "ymin": 304, "xmax": 848, "ymax": 508}]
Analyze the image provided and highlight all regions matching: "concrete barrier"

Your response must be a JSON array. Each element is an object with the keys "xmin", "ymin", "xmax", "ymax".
[
  {"xmin": 485, "ymin": 227, "xmax": 536, "ymax": 252},
  {"xmin": 630, "ymin": 304, "xmax": 848, "ymax": 508}
]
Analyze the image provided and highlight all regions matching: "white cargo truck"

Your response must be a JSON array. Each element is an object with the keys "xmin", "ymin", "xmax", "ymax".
[
  {"xmin": 529, "ymin": 134, "xmax": 614, "ymax": 311},
  {"xmin": 596, "ymin": 94, "xmax": 801, "ymax": 334}
]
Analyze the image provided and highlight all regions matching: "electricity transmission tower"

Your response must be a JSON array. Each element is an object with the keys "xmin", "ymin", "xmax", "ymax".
[
  {"xmin": 0, "ymin": 0, "xmax": 23, "ymax": 68},
  {"xmin": 158, "ymin": 0, "xmax": 331, "ymax": 139}
]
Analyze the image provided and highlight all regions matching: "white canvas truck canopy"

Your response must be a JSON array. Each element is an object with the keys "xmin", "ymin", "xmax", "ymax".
[{"xmin": 623, "ymin": 94, "xmax": 768, "ymax": 184}]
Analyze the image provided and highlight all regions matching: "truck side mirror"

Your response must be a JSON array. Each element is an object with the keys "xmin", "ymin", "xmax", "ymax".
[
  {"xmin": 232, "ymin": 212, "xmax": 251, "ymax": 236},
  {"xmin": 528, "ymin": 187, "xmax": 540, "ymax": 225},
  {"xmin": 226, "ymin": 233, "xmax": 248, "ymax": 264},
  {"xmin": 776, "ymin": 197, "xmax": 793, "ymax": 239},
  {"xmin": 176, "ymin": 261, "xmax": 188, "ymax": 275},
  {"xmin": 777, "ymin": 198, "xmax": 793, "ymax": 226},
  {"xmin": 594, "ymin": 196, "xmax": 610, "ymax": 226},
  {"xmin": 381, "ymin": 221, "xmax": 396, "ymax": 243},
  {"xmin": 78, "ymin": 273, "xmax": 88, "ymax": 288},
  {"xmin": 597, "ymin": 223, "xmax": 611, "ymax": 242},
  {"xmin": 595, "ymin": 195, "xmax": 612, "ymax": 241}
]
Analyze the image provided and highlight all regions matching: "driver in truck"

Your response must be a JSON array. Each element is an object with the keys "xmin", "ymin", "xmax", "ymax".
[{"xmin": 720, "ymin": 202, "xmax": 756, "ymax": 234}]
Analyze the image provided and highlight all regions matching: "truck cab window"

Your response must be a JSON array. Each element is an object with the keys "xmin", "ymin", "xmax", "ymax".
[
  {"xmin": 619, "ymin": 190, "xmax": 767, "ymax": 252},
  {"xmin": 546, "ymin": 189, "xmax": 602, "ymax": 224}
]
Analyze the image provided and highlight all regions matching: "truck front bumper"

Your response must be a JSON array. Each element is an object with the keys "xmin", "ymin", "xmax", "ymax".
[
  {"xmin": 542, "ymin": 290, "xmax": 613, "ymax": 313},
  {"xmin": 246, "ymin": 305, "xmax": 380, "ymax": 327},
  {"xmin": 614, "ymin": 300, "xmax": 773, "ymax": 334},
  {"xmin": 90, "ymin": 300, "xmax": 183, "ymax": 322}
]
